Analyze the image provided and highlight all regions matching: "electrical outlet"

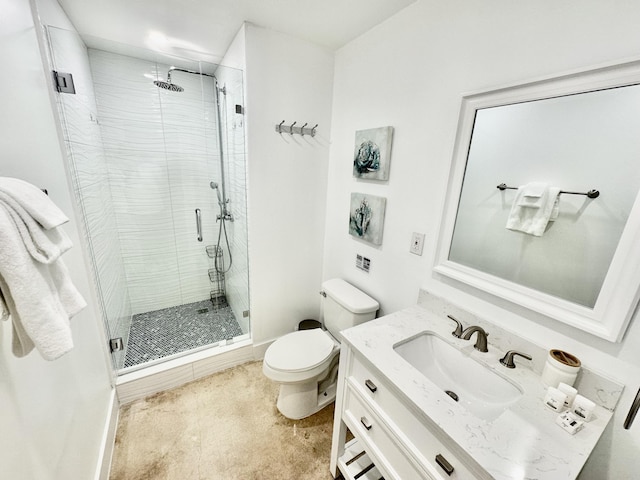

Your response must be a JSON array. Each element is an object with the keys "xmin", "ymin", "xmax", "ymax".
[
  {"xmin": 410, "ymin": 232, "xmax": 425, "ymax": 256},
  {"xmin": 356, "ymin": 254, "xmax": 371, "ymax": 272}
]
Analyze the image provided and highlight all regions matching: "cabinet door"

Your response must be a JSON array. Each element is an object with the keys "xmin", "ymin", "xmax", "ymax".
[
  {"xmin": 348, "ymin": 354, "xmax": 486, "ymax": 480},
  {"xmin": 344, "ymin": 387, "xmax": 430, "ymax": 480}
]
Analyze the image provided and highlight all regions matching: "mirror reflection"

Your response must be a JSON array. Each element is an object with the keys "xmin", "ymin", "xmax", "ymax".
[{"xmin": 448, "ymin": 84, "xmax": 640, "ymax": 308}]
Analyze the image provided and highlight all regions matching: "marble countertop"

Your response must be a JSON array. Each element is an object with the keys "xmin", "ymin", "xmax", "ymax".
[{"xmin": 340, "ymin": 305, "xmax": 616, "ymax": 480}]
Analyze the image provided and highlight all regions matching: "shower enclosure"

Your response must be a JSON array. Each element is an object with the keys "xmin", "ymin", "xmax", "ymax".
[{"xmin": 46, "ymin": 27, "xmax": 250, "ymax": 373}]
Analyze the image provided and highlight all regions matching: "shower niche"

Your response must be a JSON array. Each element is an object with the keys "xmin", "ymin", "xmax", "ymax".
[{"xmin": 46, "ymin": 26, "xmax": 250, "ymax": 372}]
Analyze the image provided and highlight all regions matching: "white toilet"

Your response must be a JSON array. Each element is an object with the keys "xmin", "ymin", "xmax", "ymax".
[{"xmin": 262, "ymin": 278, "xmax": 379, "ymax": 419}]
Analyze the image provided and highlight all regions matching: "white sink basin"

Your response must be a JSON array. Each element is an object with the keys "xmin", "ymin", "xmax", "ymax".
[{"xmin": 393, "ymin": 332, "xmax": 523, "ymax": 421}]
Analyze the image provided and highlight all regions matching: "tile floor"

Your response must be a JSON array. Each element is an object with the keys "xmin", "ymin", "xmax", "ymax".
[{"xmin": 124, "ymin": 298, "xmax": 243, "ymax": 368}]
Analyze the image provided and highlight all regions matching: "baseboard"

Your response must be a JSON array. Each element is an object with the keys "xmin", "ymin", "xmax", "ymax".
[
  {"xmin": 116, "ymin": 341, "xmax": 255, "ymax": 404},
  {"xmin": 252, "ymin": 338, "xmax": 274, "ymax": 361},
  {"xmin": 96, "ymin": 389, "xmax": 119, "ymax": 480}
]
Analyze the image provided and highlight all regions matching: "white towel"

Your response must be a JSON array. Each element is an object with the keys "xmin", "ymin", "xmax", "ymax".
[
  {"xmin": 0, "ymin": 288, "xmax": 8, "ymax": 321},
  {"xmin": 0, "ymin": 177, "xmax": 68, "ymax": 229},
  {"xmin": 506, "ymin": 183, "xmax": 561, "ymax": 236},
  {"xmin": 516, "ymin": 181, "xmax": 547, "ymax": 208},
  {"xmin": 0, "ymin": 191, "xmax": 72, "ymax": 264},
  {"xmin": 0, "ymin": 203, "xmax": 86, "ymax": 360}
]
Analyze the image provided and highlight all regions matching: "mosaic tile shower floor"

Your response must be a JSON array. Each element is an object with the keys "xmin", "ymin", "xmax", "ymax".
[{"xmin": 123, "ymin": 298, "xmax": 243, "ymax": 368}]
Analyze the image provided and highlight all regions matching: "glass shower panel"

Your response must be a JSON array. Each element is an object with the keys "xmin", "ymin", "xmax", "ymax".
[
  {"xmin": 46, "ymin": 26, "xmax": 249, "ymax": 373},
  {"xmin": 47, "ymin": 26, "xmax": 132, "ymax": 370}
]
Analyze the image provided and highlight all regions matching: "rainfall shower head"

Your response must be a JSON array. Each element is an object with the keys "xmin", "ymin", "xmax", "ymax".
[
  {"xmin": 154, "ymin": 69, "xmax": 183, "ymax": 92},
  {"xmin": 154, "ymin": 79, "xmax": 183, "ymax": 92},
  {"xmin": 154, "ymin": 66, "xmax": 220, "ymax": 93}
]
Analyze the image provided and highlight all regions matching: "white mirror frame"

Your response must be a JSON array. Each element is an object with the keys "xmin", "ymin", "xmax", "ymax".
[{"xmin": 435, "ymin": 59, "xmax": 640, "ymax": 342}]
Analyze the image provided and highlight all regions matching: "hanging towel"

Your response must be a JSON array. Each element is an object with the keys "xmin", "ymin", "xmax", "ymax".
[
  {"xmin": 506, "ymin": 182, "xmax": 561, "ymax": 236},
  {"xmin": 516, "ymin": 182, "xmax": 547, "ymax": 208},
  {"xmin": 0, "ymin": 177, "xmax": 68, "ymax": 229},
  {"xmin": 0, "ymin": 202, "xmax": 85, "ymax": 360},
  {"xmin": 0, "ymin": 191, "xmax": 72, "ymax": 264},
  {"xmin": 0, "ymin": 288, "xmax": 8, "ymax": 322}
]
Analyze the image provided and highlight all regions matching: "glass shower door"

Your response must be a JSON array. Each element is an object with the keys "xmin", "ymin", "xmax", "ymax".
[{"xmin": 47, "ymin": 26, "xmax": 250, "ymax": 373}]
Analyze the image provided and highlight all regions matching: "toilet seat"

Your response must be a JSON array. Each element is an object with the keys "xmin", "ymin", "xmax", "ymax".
[{"xmin": 264, "ymin": 329, "xmax": 335, "ymax": 373}]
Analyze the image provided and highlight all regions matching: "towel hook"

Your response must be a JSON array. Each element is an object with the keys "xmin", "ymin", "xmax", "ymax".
[
  {"xmin": 300, "ymin": 123, "xmax": 308, "ymax": 136},
  {"xmin": 277, "ymin": 120, "xmax": 285, "ymax": 134},
  {"xmin": 311, "ymin": 124, "xmax": 318, "ymax": 137},
  {"xmin": 289, "ymin": 121, "xmax": 297, "ymax": 135}
]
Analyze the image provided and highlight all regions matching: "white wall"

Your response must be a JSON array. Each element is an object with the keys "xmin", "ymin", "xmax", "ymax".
[
  {"xmin": 243, "ymin": 24, "xmax": 335, "ymax": 346},
  {"xmin": 0, "ymin": 0, "xmax": 114, "ymax": 478},
  {"xmin": 324, "ymin": 0, "xmax": 640, "ymax": 477}
]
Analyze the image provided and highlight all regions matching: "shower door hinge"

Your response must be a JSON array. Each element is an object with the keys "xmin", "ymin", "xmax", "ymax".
[
  {"xmin": 243, "ymin": 310, "xmax": 250, "ymax": 318},
  {"xmin": 52, "ymin": 70, "xmax": 76, "ymax": 94},
  {"xmin": 109, "ymin": 337, "xmax": 124, "ymax": 353}
]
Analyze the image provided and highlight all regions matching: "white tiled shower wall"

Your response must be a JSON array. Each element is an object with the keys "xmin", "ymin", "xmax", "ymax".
[{"xmin": 88, "ymin": 49, "xmax": 249, "ymax": 324}]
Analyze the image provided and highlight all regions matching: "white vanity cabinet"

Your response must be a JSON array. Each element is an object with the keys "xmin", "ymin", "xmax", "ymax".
[
  {"xmin": 329, "ymin": 305, "xmax": 621, "ymax": 480},
  {"xmin": 330, "ymin": 343, "xmax": 488, "ymax": 480}
]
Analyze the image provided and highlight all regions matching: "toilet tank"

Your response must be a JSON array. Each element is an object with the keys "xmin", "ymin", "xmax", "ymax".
[{"xmin": 321, "ymin": 279, "xmax": 379, "ymax": 338}]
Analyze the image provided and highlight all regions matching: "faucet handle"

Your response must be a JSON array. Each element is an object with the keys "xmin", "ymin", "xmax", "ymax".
[
  {"xmin": 500, "ymin": 350, "xmax": 532, "ymax": 369},
  {"xmin": 447, "ymin": 315, "xmax": 463, "ymax": 338}
]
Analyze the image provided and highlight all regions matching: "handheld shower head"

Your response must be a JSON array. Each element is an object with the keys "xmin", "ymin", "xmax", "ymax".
[{"xmin": 210, "ymin": 181, "xmax": 223, "ymax": 205}]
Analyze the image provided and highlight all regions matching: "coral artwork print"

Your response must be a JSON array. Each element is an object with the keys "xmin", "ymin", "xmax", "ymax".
[
  {"xmin": 353, "ymin": 126, "xmax": 393, "ymax": 181},
  {"xmin": 349, "ymin": 193, "xmax": 386, "ymax": 245}
]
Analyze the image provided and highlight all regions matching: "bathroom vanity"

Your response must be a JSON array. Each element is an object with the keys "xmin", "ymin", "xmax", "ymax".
[{"xmin": 329, "ymin": 303, "xmax": 621, "ymax": 480}]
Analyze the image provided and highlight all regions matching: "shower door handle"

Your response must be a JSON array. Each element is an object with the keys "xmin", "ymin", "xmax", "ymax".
[{"xmin": 195, "ymin": 208, "xmax": 203, "ymax": 242}]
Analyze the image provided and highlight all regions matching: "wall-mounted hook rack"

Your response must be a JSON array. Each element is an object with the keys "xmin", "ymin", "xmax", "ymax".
[{"xmin": 275, "ymin": 120, "xmax": 318, "ymax": 137}]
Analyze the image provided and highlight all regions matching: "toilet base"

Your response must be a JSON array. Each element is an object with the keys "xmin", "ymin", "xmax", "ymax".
[{"xmin": 276, "ymin": 380, "xmax": 337, "ymax": 420}]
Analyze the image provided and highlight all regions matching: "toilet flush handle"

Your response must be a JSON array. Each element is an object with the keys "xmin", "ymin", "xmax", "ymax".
[{"xmin": 319, "ymin": 291, "xmax": 326, "ymax": 297}]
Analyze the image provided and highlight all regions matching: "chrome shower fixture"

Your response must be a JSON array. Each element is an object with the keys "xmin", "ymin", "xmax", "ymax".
[
  {"xmin": 154, "ymin": 68, "xmax": 184, "ymax": 92},
  {"xmin": 153, "ymin": 79, "xmax": 183, "ymax": 92},
  {"xmin": 154, "ymin": 66, "xmax": 224, "ymax": 94}
]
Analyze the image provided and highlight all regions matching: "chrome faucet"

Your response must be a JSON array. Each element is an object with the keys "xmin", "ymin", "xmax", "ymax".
[
  {"xmin": 499, "ymin": 350, "xmax": 532, "ymax": 369},
  {"xmin": 460, "ymin": 326, "xmax": 489, "ymax": 352}
]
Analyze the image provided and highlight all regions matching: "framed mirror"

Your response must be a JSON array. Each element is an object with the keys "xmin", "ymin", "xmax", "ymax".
[{"xmin": 435, "ymin": 60, "xmax": 640, "ymax": 342}]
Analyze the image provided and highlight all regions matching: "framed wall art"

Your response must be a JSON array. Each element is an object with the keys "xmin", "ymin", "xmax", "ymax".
[
  {"xmin": 349, "ymin": 193, "xmax": 387, "ymax": 245},
  {"xmin": 353, "ymin": 126, "xmax": 394, "ymax": 181}
]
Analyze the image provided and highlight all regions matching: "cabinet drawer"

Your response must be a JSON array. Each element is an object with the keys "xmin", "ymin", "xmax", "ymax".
[
  {"xmin": 348, "ymin": 354, "xmax": 484, "ymax": 480},
  {"xmin": 344, "ymin": 387, "xmax": 428, "ymax": 480}
]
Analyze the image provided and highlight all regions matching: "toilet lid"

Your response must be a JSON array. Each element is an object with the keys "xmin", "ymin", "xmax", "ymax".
[{"xmin": 265, "ymin": 329, "xmax": 335, "ymax": 373}]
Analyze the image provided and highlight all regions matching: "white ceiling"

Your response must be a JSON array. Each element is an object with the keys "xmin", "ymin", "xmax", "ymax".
[{"xmin": 57, "ymin": 0, "xmax": 417, "ymax": 64}]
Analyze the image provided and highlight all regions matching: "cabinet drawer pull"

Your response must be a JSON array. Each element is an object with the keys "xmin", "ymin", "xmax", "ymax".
[
  {"xmin": 360, "ymin": 416, "xmax": 373, "ymax": 430},
  {"xmin": 365, "ymin": 379, "xmax": 378, "ymax": 393},
  {"xmin": 435, "ymin": 454, "xmax": 454, "ymax": 476}
]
